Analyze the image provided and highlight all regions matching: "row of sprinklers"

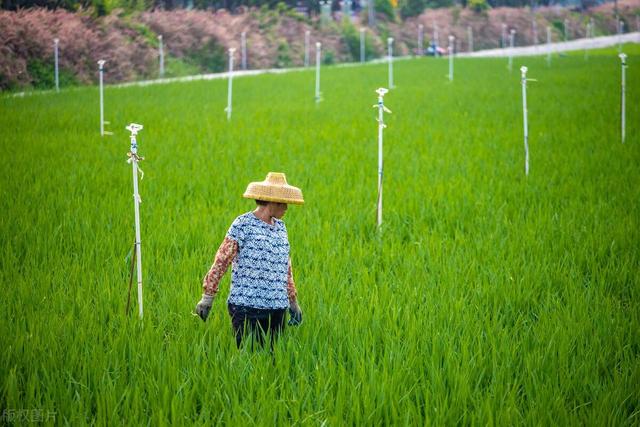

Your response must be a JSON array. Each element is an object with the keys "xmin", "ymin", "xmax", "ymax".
[
  {"xmin": 96, "ymin": 33, "xmax": 629, "ymax": 320},
  {"xmin": 49, "ymin": 12, "xmax": 635, "ymax": 93}
]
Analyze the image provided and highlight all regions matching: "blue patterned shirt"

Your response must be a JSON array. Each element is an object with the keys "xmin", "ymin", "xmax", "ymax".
[{"xmin": 225, "ymin": 212, "xmax": 291, "ymax": 309}]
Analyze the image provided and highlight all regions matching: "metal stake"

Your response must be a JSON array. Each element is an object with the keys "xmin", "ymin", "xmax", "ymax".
[
  {"xmin": 373, "ymin": 88, "xmax": 391, "ymax": 229},
  {"xmin": 54, "ymin": 38, "xmax": 59, "ymax": 92},
  {"xmin": 388, "ymin": 37, "xmax": 394, "ymax": 89},
  {"xmin": 225, "ymin": 48, "xmax": 235, "ymax": 121},
  {"xmin": 158, "ymin": 35, "xmax": 164, "ymax": 78},
  {"xmin": 126, "ymin": 123, "xmax": 145, "ymax": 319},
  {"xmin": 620, "ymin": 53, "xmax": 627, "ymax": 143}
]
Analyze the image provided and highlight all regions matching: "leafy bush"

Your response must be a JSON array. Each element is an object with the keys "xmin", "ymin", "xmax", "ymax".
[{"xmin": 468, "ymin": 0, "xmax": 489, "ymax": 13}]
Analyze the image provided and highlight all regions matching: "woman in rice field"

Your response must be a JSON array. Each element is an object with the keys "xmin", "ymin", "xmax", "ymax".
[{"xmin": 194, "ymin": 172, "xmax": 304, "ymax": 349}]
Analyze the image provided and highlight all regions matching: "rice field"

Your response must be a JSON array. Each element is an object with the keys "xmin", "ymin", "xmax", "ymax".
[{"xmin": 1, "ymin": 45, "xmax": 639, "ymax": 425}]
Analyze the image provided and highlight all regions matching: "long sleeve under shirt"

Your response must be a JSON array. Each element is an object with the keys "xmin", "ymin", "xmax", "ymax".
[{"xmin": 202, "ymin": 212, "xmax": 298, "ymax": 310}]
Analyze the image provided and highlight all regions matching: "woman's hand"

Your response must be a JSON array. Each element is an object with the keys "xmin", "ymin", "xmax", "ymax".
[
  {"xmin": 288, "ymin": 301, "xmax": 303, "ymax": 326},
  {"xmin": 195, "ymin": 294, "xmax": 214, "ymax": 321}
]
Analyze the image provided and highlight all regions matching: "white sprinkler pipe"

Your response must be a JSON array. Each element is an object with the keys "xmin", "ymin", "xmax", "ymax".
[
  {"xmin": 418, "ymin": 24, "xmax": 424, "ymax": 55},
  {"xmin": 241, "ymin": 31, "xmax": 247, "ymax": 70},
  {"xmin": 387, "ymin": 37, "xmax": 394, "ymax": 89},
  {"xmin": 502, "ymin": 23, "xmax": 507, "ymax": 48},
  {"xmin": 374, "ymin": 88, "xmax": 391, "ymax": 229},
  {"xmin": 99, "ymin": 60, "xmax": 105, "ymax": 136},
  {"xmin": 54, "ymin": 38, "xmax": 59, "ymax": 92},
  {"xmin": 532, "ymin": 20, "xmax": 538, "ymax": 46},
  {"xmin": 304, "ymin": 30, "xmax": 310, "ymax": 67},
  {"xmin": 620, "ymin": 53, "xmax": 627, "ymax": 144},
  {"xmin": 360, "ymin": 28, "xmax": 365, "ymax": 62},
  {"xmin": 158, "ymin": 35, "xmax": 164, "ymax": 78},
  {"xmin": 508, "ymin": 29, "xmax": 515, "ymax": 72},
  {"xmin": 448, "ymin": 35, "xmax": 454, "ymax": 82},
  {"xmin": 126, "ymin": 123, "xmax": 145, "ymax": 319},
  {"xmin": 468, "ymin": 26, "xmax": 473, "ymax": 53},
  {"xmin": 520, "ymin": 66, "xmax": 533, "ymax": 176},
  {"xmin": 226, "ymin": 48, "xmax": 235, "ymax": 121},
  {"xmin": 618, "ymin": 20, "xmax": 624, "ymax": 53},
  {"xmin": 546, "ymin": 26, "xmax": 552, "ymax": 67},
  {"xmin": 315, "ymin": 42, "xmax": 322, "ymax": 103},
  {"xmin": 564, "ymin": 18, "xmax": 569, "ymax": 41},
  {"xmin": 433, "ymin": 21, "xmax": 439, "ymax": 50}
]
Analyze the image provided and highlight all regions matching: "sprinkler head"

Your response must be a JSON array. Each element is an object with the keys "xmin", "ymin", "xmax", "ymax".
[
  {"xmin": 376, "ymin": 88, "xmax": 389, "ymax": 97},
  {"xmin": 619, "ymin": 53, "xmax": 627, "ymax": 64},
  {"xmin": 520, "ymin": 66, "xmax": 528, "ymax": 77},
  {"xmin": 98, "ymin": 60, "xmax": 106, "ymax": 69},
  {"xmin": 126, "ymin": 123, "xmax": 143, "ymax": 136}
]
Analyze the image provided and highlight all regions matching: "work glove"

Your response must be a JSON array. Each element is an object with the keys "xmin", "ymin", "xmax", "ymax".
[
  {"xmin": 195, "ymin": 294, "xmax": 214, "ymax": 322},
  {"xmin": 288, "ymin": 301, "xmax": 303, "ymax": 326}
]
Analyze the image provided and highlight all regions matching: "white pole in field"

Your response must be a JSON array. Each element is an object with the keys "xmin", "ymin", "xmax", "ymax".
[
  {"xmin": 468, "ymin": 26, "xmax": 473, "ymax": 53},
  {"xmin": 585, "ymin": 21, "xmax": 591, "ymax": 60},
  {"xmin": 315, "ymin": 42, "xmax": 322, "ymax": 103},
  {"xmin": 304, "ymin": 30, "xmax": 310, "ymax": 67},
  {"xmin": 532, "ymin": 20, "xmax": 538, "ymax": 46},
  {"xmin": 546, "ymin": 26, "xmax": 552, "ymax": 67},
  {"xmin": 418, "ymin": 24, "xmax": 424, "ymax": 55},
  {"xmin": 502, "ymin": 23, "xmax": 507, "ymax": 48},
  {"xmin": 387, "ymin": 37, "xmax": 394, "ymax": 89},
  {"xmin": 360, "ymin": 28, "xmax": 365, "ymax": 62},
  {"xmin": 564, "ymin": 18, "xmax": 569, "ymax": 41},
  {"xmin": 225, "ymin": 48, "xmax": 235, "ymax": 121},
  {"xmin": 619, "ymin": 53, "xmax": 627, "ymax": 143},
  {"xmin": 508, "ymin": 29, "xmax": 515, "ymax": 72},
  {"xmin": 99, "ymin": 60, "xmax": 105, "ymax": 137},
  {"xmin": 618, "ymin": 20, "xmax": 624, "ymax": 53},
  {"xmin": 241, "ymin": 32, "xmax": 247, "ymax": 70},
  {"xmin": 433, "ymin": 21, "xmax": 439, "ymax": 50},
  {"xmin": 520, "ymin": 66, "xmax": 530, "ymax": 176},
  {"xmin": 54, "ymin": 38, "xmax": 59, "ymax": 92},
  {"xmin": 448, "ymin": 35, "xmax": 454, "ymax": 82},
  {"xmin": 590, "ymin": 18, "xmax": 595, "ymax": 37},
  {"xmin": 636, "ymin": 15, "xmax": 639, "ymax": 32},
  {"xmin": 373, "ymin": 87, "xmax": 391, "ymax": 229},
  {"xmin": 126, "ymin": 123, "xmax": 145, "ymax": 319},
  {"xmin": 158, "ymin": 35, "xmax": 164, "ymax": 78}
]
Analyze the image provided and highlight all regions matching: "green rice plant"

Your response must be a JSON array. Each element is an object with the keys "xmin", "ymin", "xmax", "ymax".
[{"xmin": 0, "ymin": 45, "xmax": 638, "ymax": 425}]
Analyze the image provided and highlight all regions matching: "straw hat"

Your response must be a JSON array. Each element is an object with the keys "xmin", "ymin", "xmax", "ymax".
[{"xmin": 243, "ymin": 172, "xmax": 304, "ymax": 205}]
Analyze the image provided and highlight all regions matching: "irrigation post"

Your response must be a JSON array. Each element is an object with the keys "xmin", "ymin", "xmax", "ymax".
[
  {"xmin": 590, "ymin": 18, "xmax": 595, "ymax": 37},
  {"xmin": 546, "ymin": 26, "xmax": 552, "ymax": 67},
  {"xmin": 468, "ymin": 26, "xmax": 473, "ymax": 53},
  {"xmin": 387, "ymin": 37, "xmax": 394, "ymax": 89},
  {"xmin": 508, "ymin": 29, "xmax": 515, "ymax": 72},
  {"xmin": 373, "ymin": 88, "xmax": 391, "ymax": 229},
  {"xmin": 225, "ymin": 48, "xmax": 235, "ymax": 121},
  {"xmin": 618, "ymin": 20, "xmax": 624, "ymax": 53},
  {"xmin": 619, "ymin": 53, "xmax": 627, "ymax": 143},
  {"xmin": 501, "ymin": 23, "xmax": 507, "ymax": 48},
  {"xmin": 448, "ymin": 35, "xmax": 454, "ymax": 82},
  {"xmin": 158, "ymin": 35, "xmax": 164, "ymax": 78},
  {"xmin": 360, "ymin": 28, "xmax": 365, "ymax": 62},
  {"xmin": 99, "ymin": 60, "xmax": 105, "ymax": 136},
  {"xmin": 585, "ymin": 21, "xmax": 591, "ymax": 60},
  {"xmin": 433, "ymin": 21, "xmax": 439, "ymax": 52},
  {"xmin": 54, "ymin": 38, "xmax": 59, "ymax": 92},
  {"xmin": 418, "ymin": 24, "xmax": 423, "ymax": 55},
  {"xmin": 126, "ymin": 123, "xmax": 145, "ymax": 319},
  {"xmin": 532, "ymin": 20, "xmax": 538, "ymax": 46},
  {"xmin": 564, "ymin": 18, "xmax": 569, "ymax": 41},
  {"xmin": 520, "ymin": 66, "xmax": 530, "ymax": 176},
  {"xmin": 315, "ymin": 42, "xmax": 322, "ymax": 103},
  {"xmin": 304, "ymin": 30, "xmax": 310, "ymax": 67},
  {"xmin": 241, "ymin": 31, "xmax": 247, "ymax": 70}
]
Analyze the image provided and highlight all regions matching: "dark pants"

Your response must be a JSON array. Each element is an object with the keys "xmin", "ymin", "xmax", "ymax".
[{"xmin": 227, "ymin": 303, "xmax": 286, "ymax": 350}]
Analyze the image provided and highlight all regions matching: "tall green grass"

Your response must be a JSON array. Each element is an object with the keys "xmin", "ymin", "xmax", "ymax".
[{"xmin": 1, "ymin": 45, "xmax": 639, "ymax": 425}]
